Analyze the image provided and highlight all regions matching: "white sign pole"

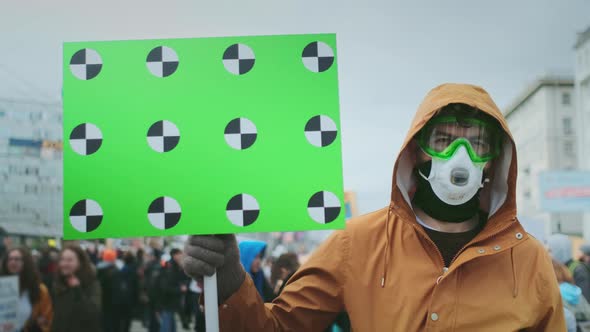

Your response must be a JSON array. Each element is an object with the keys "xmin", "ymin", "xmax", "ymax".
[{"xmin": 204, "ymin": 273, "xmax": 220, "ymax": 332}]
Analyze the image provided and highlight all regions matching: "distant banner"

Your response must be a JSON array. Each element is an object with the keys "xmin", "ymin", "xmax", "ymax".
[
  {"xmin": 539, "ymin": 171, "xmax": 590, "ymax": 212},
  {"xmin": 0, "ymin": 276, "xmax": 19, "ymax": 332}
]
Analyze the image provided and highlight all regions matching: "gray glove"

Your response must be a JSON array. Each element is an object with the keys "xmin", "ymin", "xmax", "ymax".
[{"xmin": 183, "ymin": 234, "xmax": 245, "ymax": 304}]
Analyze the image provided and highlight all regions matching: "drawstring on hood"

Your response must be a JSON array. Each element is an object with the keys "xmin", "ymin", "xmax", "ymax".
[
  {"xmin": 511, "ymin": 247, "xmax": 518, "ymax": 298},
  {"xmin": 381, "ymin": 206, "xmax": 393, "ymax": 288}
]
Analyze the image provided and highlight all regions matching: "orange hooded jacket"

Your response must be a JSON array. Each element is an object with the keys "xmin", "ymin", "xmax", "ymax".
[{"xmin": 218, "ymin": 83, "xmax": 566, "ymax": 331}]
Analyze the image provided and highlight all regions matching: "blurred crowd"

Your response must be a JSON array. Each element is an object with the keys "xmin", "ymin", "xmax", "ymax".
[
  {"xmin": 7, "ymin": 230, "xmax": 590, "ymax": 331},
  {"xmin": 0, "ymin": 227, "xmax": 320, "ymax": 332},
  {"xmin": 547, "ymin": 234, "xmax": 590, "ymax": 332}
]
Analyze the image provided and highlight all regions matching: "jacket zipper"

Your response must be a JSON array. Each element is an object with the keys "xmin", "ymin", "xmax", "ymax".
[
  {"xmin": 410, "ymin": 223, "xmax": 446, "ymax": 269},
  {"xmin": 389, "ymin": 205, "xmax": 447, "ymax": 269}
]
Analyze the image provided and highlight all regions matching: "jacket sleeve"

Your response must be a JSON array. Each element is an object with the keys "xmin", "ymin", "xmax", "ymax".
[
  {"xmin": 71, "ymin": 280, "xmax": 102, "ymax": 325},
  {"xmin": 217, "ymin": 229, "xmax": 350, "ymax": 332},
  {"xmin": 529, "ymin": 251, "xmax": 567, "ymax": 331}
]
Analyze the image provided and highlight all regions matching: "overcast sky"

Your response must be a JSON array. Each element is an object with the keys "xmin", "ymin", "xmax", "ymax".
[{"xmin": 1, "ymin": 0, "xmax": 589, "ymax": 214}]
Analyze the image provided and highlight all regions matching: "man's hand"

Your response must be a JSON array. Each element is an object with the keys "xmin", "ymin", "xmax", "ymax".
[{"xmin": 183, "ymin": 234, "xmax": 246, "ymax": 303}]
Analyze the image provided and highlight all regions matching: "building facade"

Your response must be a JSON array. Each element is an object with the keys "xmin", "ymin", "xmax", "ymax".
[
  {"xmin": 575, "ymin": 27, "xmax": 590, "ymax": 169},
  {"xmin": 504, "ymin": 77, "xmax": 581, "ymax": 235},
  {"xmin": 0, "ymin": 98, "xmax": 62, "ymax": 237},
  {"xmin": 575, "ymin": 26, "xmax": 590, "ymax": 239}
]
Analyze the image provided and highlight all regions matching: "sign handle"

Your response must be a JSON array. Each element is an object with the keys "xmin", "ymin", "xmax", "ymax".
[{"xmin": 204, "ymin": 272, "xmax": 220, "ymax": 332}]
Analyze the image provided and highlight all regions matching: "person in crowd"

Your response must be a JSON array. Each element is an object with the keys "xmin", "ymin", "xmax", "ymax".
[
  {"xmin": 97, "ymin": 248, "xmax": 122, "ymax": 332},
  {"xmin": 182, "ymin": 270, "xmax": 198, "ymax": 331},
  {"xmin": 1, "ymin": 247, "xmax": 53, "ymax": 332},
  {"xmin": 86, "ymin": 243, "xmax": 100, "ymax": 266},
  {"xmin": 238, "ymin": 240, "xmax": 274, "ymax": 302},
  {"xmin": 51, "ymin": 245, "xmax": 101, "ymax": 332},
  {"xmin": 552, "ymin": 258, "xmax": 590, "ymax": 330},
  {"xmin": 270, "ymin": 253, "xmax": 300, "ymax": 296},
  {"xmin": 158, "ymin": 248, "xmax": 188, "ymax": 332},
  {"xmin": 573, "ymin": 244, "xmax": 590, "ymax": 302},
  {"xmin": 0, "ymin": 226, "xmax": 11, "ymax": 263},
  {"xmin": 143, "ymin": 248, "xmax": 163, "ymax": 332},
  {"xmin": 38, "ymin": 247, "xmax": 59, "ymax": 296},
  {"xmin": 183, "ymin": 83, "xmax": 565, "ymax": 330},
  {"xmin": 189, "ymin": 278, "xmax": 205, "ymax": 332},
  {"xmin": 547, "ymin": 233, "xmax": 575, "ymax": 267},
  {"xmin": 119, "ymin": 252, "xmax": 140, "ymax": 332},
  {"xmin": 135, "ymin": 248, "xmax": 149, "ymax": 329}
]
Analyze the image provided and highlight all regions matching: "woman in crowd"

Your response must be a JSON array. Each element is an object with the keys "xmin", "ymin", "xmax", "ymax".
[
  {"xmin": 0, "ymin": 247, "xmax": 53, "ymax": 332},
  {"xmin": 270, "ymin": 253, "xmax": 300, "ymax": 297},
  {"xmin": 51, "ymin": 245, "xmax": 102, "ymax": 332}
]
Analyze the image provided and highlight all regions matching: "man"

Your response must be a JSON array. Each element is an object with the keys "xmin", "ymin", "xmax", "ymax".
[
  {"xmin": 159, "ymin": 248, "xmax": 189, "ymax": 332},
  {"xmin": 97, "ymin": 248, "xmax": 123, "ymax": 332},
  {"xmin": 143, "ymin": 248, "xmax": 163, "ymax": 332},
  {"xmin": 183, "ymin": 83, "xmax": 565, "ymax": 331}
]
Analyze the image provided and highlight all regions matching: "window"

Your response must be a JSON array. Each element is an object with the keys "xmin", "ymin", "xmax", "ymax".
[
  {"xmin": 562, "ymin": 92, "xmax": 571, "ymax": 105},
  {"xmin": 563, "ymin": 117, "xmax": 573, "ymax": 135}
]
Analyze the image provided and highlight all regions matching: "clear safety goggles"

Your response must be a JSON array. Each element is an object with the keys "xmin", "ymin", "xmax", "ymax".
[{"xmin": 416, "ymin": 115, "xmax": 502, "ymax": 163}]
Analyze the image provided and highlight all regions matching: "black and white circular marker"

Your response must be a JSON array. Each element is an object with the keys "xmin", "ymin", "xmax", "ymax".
[
  {"xmin": 69, "ymin": 123, "xmax": 103, "ymax": 156},
  {"xmin": 148, "ymin": 196, "xmax": 182, "ymax": 230},
  {"xmin": 302, "ymin": 41, "xmax": 334, "ymax": 73},
  {"xmin": 146, "ymin": 46, "xmax": 179, "ymax": 78},
  {"xmin": 147, "ymin": 120, "xmax": 180, "ymax": 153},
  {"xmin": 304, "ymin": 115, "xmax": 338, "ymax": 147},
  {"xmin": 224, "ymin": 118, "xmax": 257, "ymax": 150},
  {"xmin": 70, "ymin": 48, "xmax": 103, "ymax": 80},
  {"xmin": 222, "ymin": 44, "xmax": 255, "ymax": 75},
  {"xmin": 226, "ymin": 194, "xmax": 260, "ymax": 227},
  {"xmin": 69, "ymin": 199, "xmax": 103, "ymax": 233},
  {"xmin": 307, "ymin": 191, "xmax": 341, "ymax": 224}
]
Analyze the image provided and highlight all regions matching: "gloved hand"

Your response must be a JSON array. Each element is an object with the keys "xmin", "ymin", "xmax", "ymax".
[{"xmin": 183, "ymin": 234, "xmax": 245, "ymax": 304}]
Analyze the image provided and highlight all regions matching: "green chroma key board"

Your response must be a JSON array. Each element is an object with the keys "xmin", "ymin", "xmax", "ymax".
[{"xmin": 63, "ymin": 33, "xmax": 345, "ymax": 240}]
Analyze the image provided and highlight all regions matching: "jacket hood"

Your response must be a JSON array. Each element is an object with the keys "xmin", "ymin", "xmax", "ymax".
[
  {"xmin": 238, "ymin": 240, "xmax": 267, "ymax": 274},
  {"xmin": 560, "ymin": 282, "xmax": 582, "ymax": 305},
  {"xmin": 391, "ymin": 83, "xmax": 517, "ymax": 231},
  {"xmin": 547, "ymin": 234, "xmax": 573, "ymax": 264}
]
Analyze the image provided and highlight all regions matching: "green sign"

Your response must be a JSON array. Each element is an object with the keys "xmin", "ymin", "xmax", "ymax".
[{"xmin": 63, "ymin": 34, "xmax": 344, "ymax": 240}]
